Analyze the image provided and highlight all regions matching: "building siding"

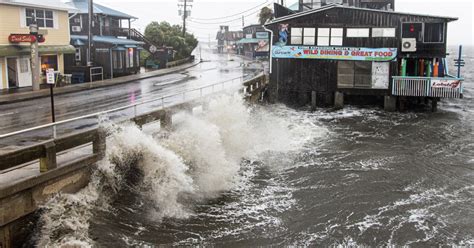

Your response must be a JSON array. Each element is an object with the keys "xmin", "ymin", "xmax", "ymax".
[{"xmin": 0, "ymin": 4, "xmax": 70, "ymax": 46}]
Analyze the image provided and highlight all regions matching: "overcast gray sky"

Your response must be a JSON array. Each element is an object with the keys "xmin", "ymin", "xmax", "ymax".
[{"xmin": 96, "ymin": 0, "xmax": 473, "ymax": 46}]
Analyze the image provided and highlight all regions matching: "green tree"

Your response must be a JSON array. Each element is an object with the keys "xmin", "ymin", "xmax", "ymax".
[
  {"xmin": 258, "ymin": 7, "xmax": 274, "ymax": 25},
  {"xmin": 144, "ymin": 21, "xmax": 198, "ymax": 60}
]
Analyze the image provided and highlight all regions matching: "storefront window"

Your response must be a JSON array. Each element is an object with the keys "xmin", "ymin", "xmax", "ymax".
[
  {"xmin": 113, "ymin": 50, "xmax": 124, "ymax": 69},
  {"xmin": 126, "ymin": 48, "xmax": 134, "ymax": 68},
  {"xmin": 41, "ymin": 55, "xmax": 58, "ymax": 74}
]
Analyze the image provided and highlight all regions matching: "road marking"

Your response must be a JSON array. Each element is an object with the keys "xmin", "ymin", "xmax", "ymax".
[{"xmin": 0, "ymin": 112, "xmax": 14, "ymax": 117}]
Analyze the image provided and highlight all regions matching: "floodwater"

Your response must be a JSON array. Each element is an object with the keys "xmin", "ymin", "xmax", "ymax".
[{"xmin": 31, "ymin": 47, "xmax": 473, "ymax": 247}]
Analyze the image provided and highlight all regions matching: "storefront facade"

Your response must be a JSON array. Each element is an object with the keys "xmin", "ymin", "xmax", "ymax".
[{"xmin": 0, "ymin": 1, "xmax": 74, "ymax": 89}]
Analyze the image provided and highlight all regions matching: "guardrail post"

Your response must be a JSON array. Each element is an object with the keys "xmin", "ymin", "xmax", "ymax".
[
  {"xmin": 93, "ymin": 129, "xmax": 107, "ymax": 160},
  {"xmin": 40, "ymin": 141, "xmax": 57, "ymax": 172}
]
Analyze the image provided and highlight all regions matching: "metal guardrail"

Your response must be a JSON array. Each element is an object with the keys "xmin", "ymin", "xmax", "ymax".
[
  {"xmin": 0, "ymin": 75, "xmax": 256, "ymax": 141},
  {"xmin": 392, "ymin": 76, "xmax": 464, "ymax": 98}
]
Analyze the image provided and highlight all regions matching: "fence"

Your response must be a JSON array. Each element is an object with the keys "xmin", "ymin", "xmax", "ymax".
[{"xmin": 392, "ymin": 76, "xmax": 463, "ymax": 98}]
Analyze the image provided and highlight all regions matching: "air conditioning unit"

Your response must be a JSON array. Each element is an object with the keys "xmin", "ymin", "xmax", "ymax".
[
  {"xmin": 402, "ymin": 38, "xmax": 417, "ymax": 52},
  {"xmin": 71, "ymin": 26, "xmax": 82, "ymax": 32}
]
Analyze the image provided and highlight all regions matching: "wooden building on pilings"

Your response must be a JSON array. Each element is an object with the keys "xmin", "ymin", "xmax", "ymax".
[{"xmin": 264, "ymin": 4, "xmax": 462, "ymax": 111}]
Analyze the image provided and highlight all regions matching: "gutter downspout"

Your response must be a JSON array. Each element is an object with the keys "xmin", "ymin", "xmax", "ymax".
[{"xmin": 262, "ymin": 25, "xmax": 273, "ymax": 74}]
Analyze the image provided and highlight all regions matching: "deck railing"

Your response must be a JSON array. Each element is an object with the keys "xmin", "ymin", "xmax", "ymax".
[{"xmin": 392, "ymin": 76, "xmax": 464, "ymax": 98}]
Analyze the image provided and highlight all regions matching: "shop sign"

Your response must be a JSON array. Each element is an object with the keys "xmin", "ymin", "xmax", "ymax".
[
  {"xmin": 272, "ymin": 46, "xmax": 398, "ymax": 62},
  {"xmin": 431, "ymin": 79, "xmax": 461, "ymax": 89},
  {"xmin": 9, "ymin": 34, "xmax": 37, "ymax": 43},
  {"xmin": 256, "ymin": 32, "xmax": 268, "ymax": 39}
]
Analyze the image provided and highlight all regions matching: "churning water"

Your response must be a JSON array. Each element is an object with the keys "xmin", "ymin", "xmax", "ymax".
[{"xmin": 32, "ymin": 47, "xmax": 474, "ymax": 247}]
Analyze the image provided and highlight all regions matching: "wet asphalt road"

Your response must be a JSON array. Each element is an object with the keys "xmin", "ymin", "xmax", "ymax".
[{"xmin": 0, "ymin": 50, "xmax": 263, "ymax": 151}]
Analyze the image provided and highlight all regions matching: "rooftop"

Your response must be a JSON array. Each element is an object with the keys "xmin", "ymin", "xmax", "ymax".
[
  {"xmin": 0, "ymin": 0, "xmax": 75, "ymax": 11},
  {"xmin": 267, "ymin": 4, "xmax": 458, "ymax": 25},
  {"xmin": 65, "ymin": 0, "xmax": 137, "ymax": 19}
]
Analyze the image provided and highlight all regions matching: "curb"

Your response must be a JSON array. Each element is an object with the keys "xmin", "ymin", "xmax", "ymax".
[{"xmin": 0, "ymin": 61, "xmax": 202, "ymax": 105}]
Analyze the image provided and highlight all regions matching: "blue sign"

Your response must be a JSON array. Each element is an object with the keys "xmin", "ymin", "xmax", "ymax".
[{"xmin": 272, "ymin": 46, "xmax": 398, "ymax": 62}]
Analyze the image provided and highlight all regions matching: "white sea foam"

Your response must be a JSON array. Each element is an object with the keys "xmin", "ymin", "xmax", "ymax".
[{"xmin": 34, "ymin": 93, "xmax": 317, "ymax": 246}]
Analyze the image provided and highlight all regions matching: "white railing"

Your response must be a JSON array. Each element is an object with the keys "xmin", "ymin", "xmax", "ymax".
[
  {"xmin": 0, "ymin": 75, "xmax": 253, "ymax": 143},
  {"xmin": 392, "ymin": 76, "xmax": 463, "ymax": 98},
  {"xmin": 90, "ymin": 67, "xmax": 104, "ymax": 82}
]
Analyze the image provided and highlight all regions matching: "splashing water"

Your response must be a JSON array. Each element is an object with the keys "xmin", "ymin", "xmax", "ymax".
[{"xmin": 33, "ymin": 94, "xmax": 314, "ymax": 246}]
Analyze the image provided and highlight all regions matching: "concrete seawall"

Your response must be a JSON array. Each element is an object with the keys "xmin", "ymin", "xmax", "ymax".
[{"xmin": 0, "ymin": 74, "xmax": 267, "ymax": 247}]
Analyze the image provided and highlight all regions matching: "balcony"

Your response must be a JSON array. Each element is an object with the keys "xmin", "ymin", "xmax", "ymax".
[{"xmin": 392, "ymin": 76, "xmax": 463, "ymax": 98}]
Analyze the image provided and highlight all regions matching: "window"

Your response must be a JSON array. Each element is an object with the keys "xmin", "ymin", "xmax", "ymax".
[
  {"xmin": 19, "ymin": 58, "xmax": 29, "ymax": 73},
  {"xmin": 337, "ymin": 61, "xmax": 372, "ymax": 88},
  {"xmin": 331, "ymin": 28, "xmax": 343, "ymax": 46},
  {"xmin": 26, "ymin": 8, "xmax": 54, "ymax": 28},
  {"xmin": 75, "ymin": 48, "xmax": 81, "ymax": 62},
  {"xmin": 112, "ymin": 50, "xmax": 124, "ymax": 69},
  {"xmin": 40, "ymin": 55, "xmax": 58, "ymax": 74},
  {"xmin": 291, "ymin": 28, "xmax": 303, "ymax": 45},
  {"xmin": 301, "ymin": 0, "xmax": 322, "ymax": 10},
  {"xmin": 346, "ymin": 28, "xmax": 370, "ymax": 38},
  {"xmin": 424, "ymin": 23, "xmax": 444, "ymax": 43},
  {"xmin": 303, "ymin": 28, "xmax": 316, "ymax": 45},
  {"xmin": 372, "ymin": 28, "xmax": 396, "ymax": 38},
  {"xmin": 317, "ymin": 28, "xmax": 330, "ymax": 46},
  {"xmin": 318, "ymin": 28, "xmax": 343, "ymax": 46},
  {"xmin": 126, "ymin": 48, "xmax": 134, "ymax": 68},
  {"xmin": 402, "ymin": 23, "xmax": 423, "ymax": 42}
]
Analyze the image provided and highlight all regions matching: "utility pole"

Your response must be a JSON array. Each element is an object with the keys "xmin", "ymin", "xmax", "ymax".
[
  {"xmin": 182, "ymin": 0, "xmax": 187, "ymax": 37},
  {"xmin": 29, "ymin": 23, "xmax": 40, "ymax": 91},
  {"xmin": 87, "ymin": 0, "xmax": 94, "ymax": 66},
  {"xmin": 242, "ymin": 15, "xmax": 245, "ymax": 28}
]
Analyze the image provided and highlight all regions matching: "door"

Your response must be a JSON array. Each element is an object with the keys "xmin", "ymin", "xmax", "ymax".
[
  {"xmin": 7, "ymin": 58, "xmax": 18, "ymax": 88},
  {"xmin": 372, "ymin": 62, "xmax": 390, "ymax": 89},
  {"xmin": 17, "ymin": 57, "xmax": 32, "ymax": 87}
]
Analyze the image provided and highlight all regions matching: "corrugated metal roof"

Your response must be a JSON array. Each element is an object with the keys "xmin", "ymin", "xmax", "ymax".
[
  {"xmin": 71, "ymin": 35, "xmax": 144, "ymax": 45},
  {"xmin": 266, "ymin": 4, "xmax": 458, "ymax": 25},
  {"xmin": 0, "ymin": 0, "xmax": 76, "ymax": 11},
  {"xmin": 66, "ymin": 0, "xmax": 137, "ymax": 19}
]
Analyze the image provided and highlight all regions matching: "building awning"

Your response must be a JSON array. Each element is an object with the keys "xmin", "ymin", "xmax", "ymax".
[
  {"xmin": 237, "ymin": 38, "xmax": 269, "ymax": 44},
  {"xmin": 111, "ymin": 47, "xmax": 127, "ymax": 51},
  {"xmin": 0, "ymin": 45, "xmax": 76, "ymax": 57},
  {"xmin": 71, "ymin": 35, "xmax": 144, "ymax": 46}
]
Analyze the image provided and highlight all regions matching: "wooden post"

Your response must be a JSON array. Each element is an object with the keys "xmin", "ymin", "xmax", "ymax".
[
  {"xmin": 40, "ymin": 142, "xmax": 57, "ymax": 173},
  {"xmin": 93, "ymin": 129, "xmax": 106, "ymax": 159},
  {"xmin": 160, "ymin": 111, "xmax": 172, "ymax": 129},
  {"xmin": 431, "ymin": 98, "xmax": 438, "ymax": 112},
  {"xmin": 311, "ymin": 91, "xmax": 317, "ymax": 111},
  {"xmin": 384, "ymin": 95, "xmax": 397, "ymax": 112},
  {"xmin": 334, "ymin": 91, "xmax": 344, "ymax": 110}
]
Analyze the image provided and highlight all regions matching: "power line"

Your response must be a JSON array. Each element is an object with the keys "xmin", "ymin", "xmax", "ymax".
[
  {"xmin": 188, "ymin": 3, "xmax": 272, "ymax": 25},
  {"xmin": 190, "ymin": 0, "xmax": 270, "ymax": 21}
]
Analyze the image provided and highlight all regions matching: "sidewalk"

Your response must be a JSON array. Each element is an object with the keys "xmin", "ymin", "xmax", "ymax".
[{"xmin": 0, "ymin": 60, "xmax": 201, "ymax": 105}]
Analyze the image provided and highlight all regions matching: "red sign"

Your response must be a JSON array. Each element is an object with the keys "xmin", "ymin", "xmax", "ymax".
[{"xmin": 8, "ymin": 34, "xmax": 37, "ymax": 43}]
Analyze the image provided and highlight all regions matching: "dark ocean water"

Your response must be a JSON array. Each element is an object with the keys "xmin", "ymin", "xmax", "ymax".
[{"xmin": 34, "ymin": 46, "xmax": 473, "ymax": 247}]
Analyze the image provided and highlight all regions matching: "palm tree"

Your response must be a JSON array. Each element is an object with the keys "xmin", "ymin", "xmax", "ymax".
[{"xmin": 258, "ymin": 7, "xmax": 274, "ymax": 25}]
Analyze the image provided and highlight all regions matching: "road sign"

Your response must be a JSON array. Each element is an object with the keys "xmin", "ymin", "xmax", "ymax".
[{"xmin": 46, "ymin": 69, "xmax": 55, "ymax": 85}]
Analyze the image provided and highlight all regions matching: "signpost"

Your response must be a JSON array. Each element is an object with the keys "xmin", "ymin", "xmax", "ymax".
[
  {"xmin": 454, "ymin": 45, "xmax": 465, "ymax": 78},
  {"xmin": 46, "ymin": 69, "xmax": 56, "ymax": 124}
]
